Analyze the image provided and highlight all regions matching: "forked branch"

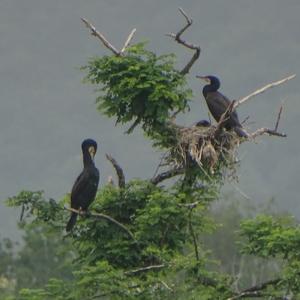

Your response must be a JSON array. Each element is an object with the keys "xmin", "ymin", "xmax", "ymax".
[
  {"xmin": 81, "ymin": 18, "xmax": 136, "ymax": 55},
  {"xmin": 166, "ymin": 7, "xmax": 201, "ymax": 75},
  {"xmin": 250, "ymin": 102, "xmax": 287, "ymax": 138}
]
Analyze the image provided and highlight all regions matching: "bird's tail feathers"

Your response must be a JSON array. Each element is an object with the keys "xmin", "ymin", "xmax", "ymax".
[
  {"xmin": 234, "ymin": 126, "xmax": 249, "ymax": 138},
  {"xmin": 66, "ymin": 212, "xmax": 78, "ymax": 232}
]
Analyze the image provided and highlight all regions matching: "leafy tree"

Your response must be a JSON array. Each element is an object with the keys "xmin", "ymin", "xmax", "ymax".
[{"xmin": 2, "ymin": 9, "xmax": 297, "ymax": 300}]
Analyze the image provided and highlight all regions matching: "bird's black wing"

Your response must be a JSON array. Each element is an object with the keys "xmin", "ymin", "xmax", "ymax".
[
  {"xmin": 70, "ymin": 170, "xmax": 90, "ymax": 208},
  {"xmin": 70, "ymin": 167, "xmax": 100, "ymax": 209},
  {"xmin": 206, "ymin": 91, "xmax": 241, "ymax": 126}
]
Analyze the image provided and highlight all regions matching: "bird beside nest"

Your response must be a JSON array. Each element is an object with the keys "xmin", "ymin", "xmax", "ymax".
[
  {"xmin": 66, "ymin": 139, "xmax": 100, "ymax": 232},
  {"xmin": 197, "ymin": 75, "xmax": 248, "ymax": 138}
]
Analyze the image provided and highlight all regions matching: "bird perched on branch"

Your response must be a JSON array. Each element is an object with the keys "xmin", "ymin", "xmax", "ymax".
[
  {"xmin": 197, "ymin": 75, "xmax": 248, "ymax": 138},
  {"xmin": 66, "ymin": 139, "xmax": 100, "ymax": 232}
]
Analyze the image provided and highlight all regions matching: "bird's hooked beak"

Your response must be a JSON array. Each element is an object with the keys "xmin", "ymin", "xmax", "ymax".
[
  {"xmin": 88, "ymin": 146, "xmax": 96, "ymax": 159},
  {"xmin": 196, "ymin": 75, "xmax": 211, "ymax": 84}
]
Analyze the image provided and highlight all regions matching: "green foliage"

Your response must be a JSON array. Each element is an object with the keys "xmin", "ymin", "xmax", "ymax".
[
  {"xmin": 2, "ymin": 191, "xmax": 73, "ymax": 298},
  {"xmin": 240, "ymin": 214, "xmax": 300, "ymax": 295},
  {"xmin": 240, "ymin": 214, "xmax": 300, "ymax": 259},
  {"xmin": 3, "ymin": 188, "xmax": 300, "ymax": 299},
  {"xmin": 6, "ymin": 191, "xmax": 64, "ymax": 227},
  {"xmin": 202, "ymin": 198, "xmax": 283, "ymax": 291},
  {"xmin": 2, "ymin": 181, "xmax": 235, "ymax": 299},
  {"xmin": 1, "ymin": 32, "xmax": 297, "ymax": 300},
  {"xmin": 0, "ymin": 238, "xmax": 15, "ymax": 298},
  {"xmin": 63, "ymin": 181, "xmax": 215, "ymax": 268},
  {"xmin": 82, "ymin": 43, "xmax": 192, "ymax": 145}
]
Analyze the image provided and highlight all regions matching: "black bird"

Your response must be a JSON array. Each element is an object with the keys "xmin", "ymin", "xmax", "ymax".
[
  {"xmin": 66, "ymin": 139, "xmax": 100, "ymax": 232},
  {"xmin": 197, "ymin": 75, "xmax": 248, "ymax": 138}
]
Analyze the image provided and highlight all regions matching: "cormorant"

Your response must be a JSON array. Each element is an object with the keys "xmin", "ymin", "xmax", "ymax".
[
  {"xmin": 195, "ymin": 120, "xmax": 211, "ymax": 127},
  {"xmin": 196, "ymin": 75, "xmax": 248, "ymax": 138},
  {"xmin": 66, "ymin": 139, "xmax": 100, "ymax": 232}
]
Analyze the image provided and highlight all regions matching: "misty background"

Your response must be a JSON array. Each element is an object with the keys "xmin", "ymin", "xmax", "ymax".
[{"xmin": 0, "ymin": 0, "xmax": 299, "ymax": 240}]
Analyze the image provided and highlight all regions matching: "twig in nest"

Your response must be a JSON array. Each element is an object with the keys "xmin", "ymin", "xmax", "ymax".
[
  {"xmin": 65, "ymin": 207, "xmax": 135, "ymax": 241},
  {"xmin": 105, "ymin": 154, "xmax": 125, "ymax": 188},
  {"xmin": 125, "ymin": 264, "xmax": 166, "ymax": 276},
  {"xmin": 234, "ymin": 74, "xmax": 296, "ymax": 109},
  {"xmin": 166, "ymin": 7, "xmax": 201, "ymax": 75},
  {"xmin": 151, "ymin": 167, "xmax": 185, "ymax": 185},
  {"xmin": 81, "ymin": 18, "xmax": 136, "ymax": 56}
]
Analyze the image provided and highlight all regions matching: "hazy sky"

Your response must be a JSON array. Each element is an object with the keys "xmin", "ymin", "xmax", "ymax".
[{"xmin": 1, "ymin": 0, "xmax": 299, "ymax": 239}]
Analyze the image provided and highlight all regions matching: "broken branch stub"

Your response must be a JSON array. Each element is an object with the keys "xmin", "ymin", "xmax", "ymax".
[{"xmin": 105, "ymin": 154, "xmax": 126, "ymax": 188}]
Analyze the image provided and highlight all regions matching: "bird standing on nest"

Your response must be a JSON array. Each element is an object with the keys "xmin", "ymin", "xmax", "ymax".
[
  {"xmin": 197, "ymin": 75, "xmax": 248, "ymax": 138},
  {"xmin": 66, "ymin": 139, "xmax": 100, "ymax": 232}
]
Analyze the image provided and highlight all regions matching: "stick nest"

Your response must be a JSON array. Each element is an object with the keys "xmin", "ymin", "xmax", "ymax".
[{"xmin": 165, "ymin": 123, "xmax": 242, "ymax": 176}]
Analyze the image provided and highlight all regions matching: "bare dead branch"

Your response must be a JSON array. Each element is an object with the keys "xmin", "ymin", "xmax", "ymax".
[
  {"xmin": 235, "ymin": 74, "xmax": 296, "ymax": 109},
  {"xmin": 275, "ymin": 100, "xmax": 286, "ymax": 132},
  {"xmin": 81, "ymin": 18, "xmax": 120, "ymax": 55},
  {"xmin": 120, "ymin": 28, "xmax": 137, "ymax": 54},
  {"xmin": 20, "ymin": 204, "xmax": 25, "ymax": 222},
  {"xmin": 125, "ymin": 264, "xmax": 166, "ymax": 275},
  {"xmin": 105, "ymin": 154, "xmax": 126, "ymax": 188},
  {"xmin": 241, "ymin": 116, "xmax": 250, "ymax": 125},
  {"xmin": 178, "ymin": 201, "xmax": 201, "ymax": 209},
  {"xmin": 160, "ymin": 280, "xmax": 173, "ymax": 291},
  {"xmin": 65, "ymin": 207, "xmax": 135, "ymax": 240},
  {"xmin": 227, "ymin": 292, "xmax": 265, "ymax": 299},
  {"xmin": 125, "ymin": 117, "xmax": 141, "ymax": 134},
  {"xmin": 227, "ymin": 278, "xmax": 281, "ymax": 300},
  {"xmin": 81, "ymin": 17, "xmax": 136, "ymax": 56},
  {"xmin": 243, "ymin": 278, "xmax": 281, "ymax": 293},
  {"xmin": 152, "ymin": 152, "xmax": 168, "ymax": 179},
  {"xmin": 166, "ymin": 7, "xmax": 201, "ymax": 75},
  {"xmin": 151, "ymin": 167, "xmax": 185, "ymax": 185},
  {"xmin": 249, "ymin": 96, "xmax": 287, "ymax": 138},
  {"xmin": 178, "ymin": 7, "xmax": 191, "ymax": 24},
  {"xmin": 250, "ymin": 128, "xmax": 287, "ymax": 138},
  {"xmin": 188, "ymin": 210, "xmax": 199, "ymax": 261}
]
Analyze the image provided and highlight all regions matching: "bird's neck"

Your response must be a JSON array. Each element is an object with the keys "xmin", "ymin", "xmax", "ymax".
[
  {"xmin": 83, "ymin": 151, "xmax": 94, "ymax": 168},
  {"xmin": 203, "ymin": 82, "xmax": 220, "ymax": 98}
]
